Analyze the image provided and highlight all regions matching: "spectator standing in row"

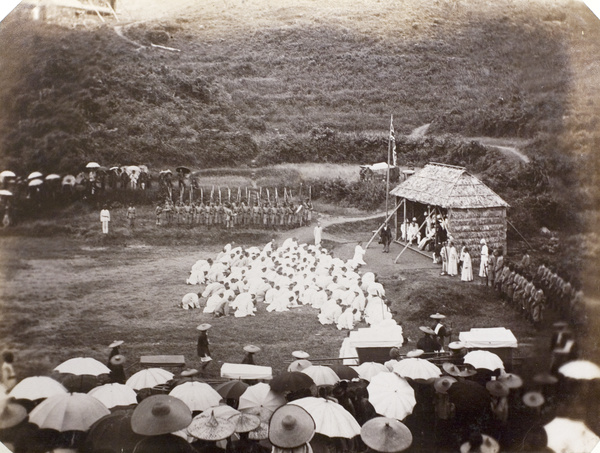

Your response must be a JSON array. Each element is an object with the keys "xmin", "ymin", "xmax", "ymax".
[
  {"xmin": 479, "ymin": 239, "xmax": 488, "ymax": 280},
  {"xmin": 127, "ymin": 204, "xmax": 136, "ymax": 229},
  {"xmin": 380, "ymin": 222, "xmax": 392, "ymax": 253},
  {"xmin": 100, "ymin": 205, "xmax": 110, "ymax": 234}
]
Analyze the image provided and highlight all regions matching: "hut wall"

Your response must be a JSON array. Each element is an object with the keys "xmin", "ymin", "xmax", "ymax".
[{"xmin": 448, "ymin": 207, "xmax": 507, "ymax": 264}]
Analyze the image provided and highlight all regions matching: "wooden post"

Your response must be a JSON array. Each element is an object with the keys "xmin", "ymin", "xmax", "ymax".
[{"xmin": 365, "ymin": 200, "xmax": 404, "ymax": 249}]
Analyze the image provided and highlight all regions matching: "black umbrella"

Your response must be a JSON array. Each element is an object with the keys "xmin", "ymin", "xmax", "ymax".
[
  {"xmin": 83, "ymin": 408, "xmax": 145, "ymax": 453},
  {"xmin": 447, "ymin": 380, "xmax": 490, "ymax": 415},
  {"xmin": 270, "ymin": 372, "xmax": 315, "ymax": 394},
  {"xmin": 214, "ymin": 380, "xmax": 249, "ymax": 400},
  {"xmin": 326, "ymin": 364, "xmax": 360, "ymax": 381}
]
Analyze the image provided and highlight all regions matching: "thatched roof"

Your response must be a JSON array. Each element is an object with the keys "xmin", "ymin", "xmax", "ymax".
[{"xmin": 390, "ymin": 163, "xmax": 509, "ymax": 209}]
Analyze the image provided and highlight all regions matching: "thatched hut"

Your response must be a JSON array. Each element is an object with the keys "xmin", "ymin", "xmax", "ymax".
[{"xmin": 389, "ymin": 162, "xmax": 509, "ymax": 254}]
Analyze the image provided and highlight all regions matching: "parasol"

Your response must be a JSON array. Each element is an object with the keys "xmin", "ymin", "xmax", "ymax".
[
  {"xmin": 270, "ymin": 372, "xmax": 315, "ymax": 394},
  {"xmin": 88, "ymin": 383, "xmax": 138, "ymax": 409},
  {"xmin": 204, "ymin": 404, "xmax": 240, "ymax": 419},
  {"xmin": 393, "ymin": 358, "xmax": 441, "ymax": 381},
  {"xmin": 354, "ymin": 362, "xmax": 390, "ymax": 382},
  {"xmin": 176, "ymin": 166, "xmax": 192, "ymax": 174},
  {"xmin": 62, "ymin": 175, "xmax": 76, "ymax": 186},
  {"xmin": 463, "ymin": 350, "xmax": 504, "ymax": 371},
  {"xmin": 59, "ymin": 374, "xmax": 102, "ymax": 393},
  {"xmin": 288, "ymin": 359, "xmax": 313, "ymax": 373},
  {"xmin": 168, "ymin": 381, "xmax": 222, "ymax": 412},
  {"xmin": 301, "ymin": 366, "xmax": 341, "ymax": 386},
  {"xmin": 0, "ymin": 170, "xmax": 16, "ymax": 180},
  {"xmin": 29, "ymin": 393, "xmax": 110, "ymax": 431},
  {"xmin": 367, "ymin": 373, "xmax": 416, "ymax": 421},
  {"xmin": 289, "ymin": 397, "xmax": 361, "ymax": 439},
  {"xmin": 360, "ymin": 417, "xmax": 413, "ymax": 452},
  {"xmin": 28, "ymin": 178, "xmax": 43, "ymax": 187},
  {"xmin": 54, "ymin": 357, "xmax": 111, "ymax": 376},
  {"xmin": 126, "ymin": 368, "xmax": 174, "ymax": 391},
  {"xmin": 45, "ymin": 174, "xmax": 61, "ymax": 180},
  {"xmin": 544, "ymin": 417, "xmax": 600, "ymax": 453},
  {"xmin": 447, "ymin": 380, "xmax": 490, "ymax": 415},
  {"xmin": 27, "ymin": 171, "xmax": 43, "ymax": 180},
  {"xmin": 83, "ymin": 408, "xmax": 145, "ymax": 453},
  {"xmin": 214, "ymin": 380, "xmax": 249, "ymax": 400},
  {"xmin": 86, "ymin": 162, "xmax": 101, "ymax": 169},
  {"xmin": 238, "ymin": 382, "xmax": 286, "ymax": 422},
  {"xmin": 9, "ymin": 376, "xmax": 67, "ymax": 401},
  {"xmin": 326, "ymin": 364, "xmax": 359, "ymax": 381},
  {"xmin": 0, "ymin": 190, "xmax": 12, "ymax": 196},
  {"xmin": 558, "ymin": 360, "xmax": 600, "ymax": 380}
]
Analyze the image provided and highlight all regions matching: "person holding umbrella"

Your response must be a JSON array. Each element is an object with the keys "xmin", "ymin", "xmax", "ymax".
[
  {"xmin": 269, "ymin": 405, "xmax": 316, "ymax": 453},
  {"xmin": 197, "ymin": 324, "xmax": 212, "ymax": 373}
]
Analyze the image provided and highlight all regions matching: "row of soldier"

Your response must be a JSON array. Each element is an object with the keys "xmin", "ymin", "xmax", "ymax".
[
  {"xmin": 535, "ymin": 264, "xmax": 585, "ymax": 327},
  {"xmin": 155, "ymin": 199, "xmax": 314, "ymax": 228}
]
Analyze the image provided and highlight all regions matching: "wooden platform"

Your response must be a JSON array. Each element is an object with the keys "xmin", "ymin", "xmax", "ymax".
[{"xmin": 140, "ymin": 355, "xmax": 185, "ymax": 369}]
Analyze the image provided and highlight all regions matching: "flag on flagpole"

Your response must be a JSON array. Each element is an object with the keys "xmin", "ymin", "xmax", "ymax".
[{"xmin": 390, "ymin": 114, "xmax": 397, "ymax": 167}]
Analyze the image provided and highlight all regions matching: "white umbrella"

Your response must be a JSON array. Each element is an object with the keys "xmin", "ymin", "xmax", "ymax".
[
  {"xmin": 0, "ymin": 190, "xmax": 13, "ymax": 196},
  {"xmin": 204, "ymin": 404, "xmax": 240, "ymax": 419},
  {"xmin": 290, "ymin": 397, "xmax": 361, "ymax": 439},
  {"xmin": 28, "ymin": 179, "xmax": 44, "ymax": 187},
  {"xmin": 0, "ymin": 170, "xmax": 16, "ymax": 180},
  {"xmin": 558, "ymin": 360, "xmax": 600, "ymax": 380},
  {"xmin": 27, "ymin": 171, "xmax": 43, "ymax": 180},
  {"xmin": 125, "ymin": 165, "xmax": 141, "ymax": 176},
  {"xmin": 29, "ymin": 393, "xmax": 110, "ymax": 432},
  {"xmin": 169, "ymin": 381, "xmax": 222, "ymax": 412},
  {"xmin": 367, "ymin": 373, "xmax": 416, "ymax": 421},
  {"xmin": 9, "ymin": 376, "xmax": 68, "ymax": 400},
  {"xmin": 126, "ymin": 368, "xmax": 174, "ymax": 391},
  {"xmin": 88, "ymin": 383, "xmax": 138, "ymax": 409},
  {"xmin": 393, "ymin": 358, "xmax": 441, "ymax": 381},
  {"xmin": 238, "ymin": 383, "xmax": 286, "ymax": 422},
  {"xmin": 45, "ymin": 174, "xmax": 61, "ymax": 180},
  {"xmin": 301, "ymin": 366, "xmax": 340, "ymax": 386},
  {"xmin": 544, "ymin": 417, "xmax": 600, "ymax": 453},
  {"xmin": 86, "ymin": 162, "xmax": 101, "ymax": 169},
  {"xmin": 463, "ymin": 350, "xmax": 504, "ymax": 371},
  {"xmin": 353, "ymin": 362, "xmax": 390, "ymax": 382},
  {"xmin": 54, "ymin": 357, "xmax": 111, "ymax": 376}
]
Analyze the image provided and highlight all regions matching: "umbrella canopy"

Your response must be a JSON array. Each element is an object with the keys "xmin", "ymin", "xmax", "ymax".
[
  {"xmin": 354, "ymin": 362, "xmax": 390, "ymax": 382},
  {"xmin": 126, "ymin": 368, "xmax": 174, "ymax": 391},
  {"xmin": 544, "ymin": 417, "xmax": 600, "ymax": 453},
  {"xmin": 86, "ymin": 162, "xmax": 101, "ymax": 169},
  {"xmin": 54, "ymin": 357, "xmax": 111, "ymax": 376},
  {"xmin": 289, "ymin": 397, "xmax": 361, "ymax": 439},
  {"xmin": 45, "ymin": 174, "xmax": 61, "ymax": 180},
  {"xmin": 558, "ymin": 360, "xmax": 600, "ymax": 380},
  {"xmin": 367, "ymin": 373, "xmax": 416, "ymax": 421},
  {"xmin": 125, "ymin": 165, "xmax": 141, "ymax": 175},
  {"xmin": 0, "ymin": 190, "xmax": 13, "ymax": 196},
  {"xmin": 88, "ymin": 383, "xmax": 138, "ymax": 409},
  {"xmin": 168, "ymin": 381, "xmax": 222, "ymax": 412},
  {"xmin": 214, "ymin": 380, "xmax": 249, "ymax": 400},
  {"xmin": 0, "ymin": 170, "xmax": 16, "ymax": 179},
  {"xmin": 447, "ymin": 380, "xmax": 490, "ymax": 415},
  {"xmin": 301, "ymin": 366, "xmax": 341, "ymax": 386},
  {"xmin": 205, "ymin": 404, "xmax": 240, "ymax": 419},
  {"xmin": 393, "ymin": 358, "xmax": 441, "ymax": 381},
  {"xmin": 360, "ymin": 417, "xmax": 413, "ymax": 452},
  {"xmin": 176, "ymin": 166, "xmax": 192, "ymax": 174},
  {"xmin": 29, "ymin": 393, "xmax": 110, "ymax": 431},
  {"xmin": 288, "ymin": 359, "xmax": 313, "ymax": 373},
  {"xmin": 57, "ymin": 374, "xmax": 101, "ymax": 393},
  {"xmin": 28, "ymin": 178, "xmax": 44, "ymax": 187},
  {"xmin": 238, "ymin": 383, "xmax": 286, "ymax": 422},
  {"xmin": 270, "ymin": 372, "xmax": 315, "ymax": 394},
  {"xmin": 463, "ymin": 350, "xmax": 504, "ymax": 371},
  {"xmin": 27, "ymin": 171, "xmax": 43, "ymax": 180},
  {"xmin": 84, "ymin": 408, "xmax": 144, "ymax": 453},
  {"xmin": 326, "ymin": 364, "xmax": 359, "ymax": 381},
  {"xmin": 9, "ymin": 376, "xmax": 67, "ymax": 400}
]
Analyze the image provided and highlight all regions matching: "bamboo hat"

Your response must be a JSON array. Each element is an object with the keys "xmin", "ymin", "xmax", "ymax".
[
  {"xmin": 419, "ymin": 326, "xmax": 436, "ymax": 335},
  {"xmin": 269, "ymin": 405, "xmax": 315, "ymax": 449},
  {"xmin": 292, "ymin": 351, "xmax": 310, "ymax": 359},
  {"xmin": 522, "ymin": 391, "xmax": 545, "ymax": 408},
  {"xmin": 108, "ymin": 340, "xmax": 124, "ymax": 349},
  {"xmin": 442, "ymin": 363, "xmax": 462, "ymax": 377},
  {"xmin": 406, "ymin": 349, "xmax": 424, "ymax": 358},
  {"xmin": 448, "ymin": 341, "xmax": 466, "ymax": 351},
  {"xmin": 360, "ymin": 417, "xmax": 413, "ymax": 452},
  {"xmin": 110, "ymin": 354, "xmax": 126, "ymax": 366},
  {"xmin": 197, "ymin": 324, "xmax": 212, "ymax": 331},
  {"xmin": 460, "ymin": 434, "xmax": 499, "ymax": 453},
  {"xmin": 244, "ymin": 345, "xmax": 261, "ymax": 354},
  {"xmin": 498, "ymin": 373, "xmax": 523, "ymax": 389},
  {"xmin": 430, "ymin": 313, "xmax": 446, "ymax": 320},
  {"xmin": 187, "ymin": 411, "xmax": 236, "ymax": 441},
  {"xmin": 486, "ymin": 380, "xmax": 509, "ymax": 397},
  {"xmin": 434, "ymin": 376, "xmax": 457, "ymax": 394},
  {"xmin": 532, "ymin": 373, "xmax": 558, "ymax": 385},
  {"xmin": 131, "ymin": 395, "xmax": 192, "ymax": 436},
  {"xmin": 0, "ymin": 399, "xmax": 27, "ymax": 429}
]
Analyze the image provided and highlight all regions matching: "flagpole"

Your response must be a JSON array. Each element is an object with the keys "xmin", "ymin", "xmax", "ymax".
[{"xmin": 386, "ymin": 114, "xmax": 393, "ymax": 219}]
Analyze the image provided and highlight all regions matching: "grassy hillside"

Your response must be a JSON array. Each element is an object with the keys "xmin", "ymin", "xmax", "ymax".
[{"xmin": 0, "ymin": 0, "xmax": 599, "ymax": 290}]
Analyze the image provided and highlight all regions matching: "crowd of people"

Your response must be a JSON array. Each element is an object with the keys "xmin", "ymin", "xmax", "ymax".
[
  {"xmin": 155, "ymin": 200, "xmax": 314, "ymax": 230},
  {"xmin": 182, "ymin": 238, "xmax": 389, "ymax": 332}
]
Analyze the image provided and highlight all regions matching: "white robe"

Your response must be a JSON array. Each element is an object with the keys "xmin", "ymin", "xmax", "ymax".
[
  {"xmin": 336, "ymin": 308, "xmax": 355, "ymax": 330},
  {"xmin": 479, "ymin": 244, "xmax": 489, "ymax": 277},
  {"xmin": 314, "ymin": 226, "xmax": 323, "ymax": 246},
  {"xmin": 461, "ymin": 252, "xmax": 473, "ymax": 282}
]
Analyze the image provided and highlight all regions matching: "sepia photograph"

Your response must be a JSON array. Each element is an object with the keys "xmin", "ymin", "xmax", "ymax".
[{"xmin": 0, "ymin": 0, "xmax": 599, "ymax": 451}]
